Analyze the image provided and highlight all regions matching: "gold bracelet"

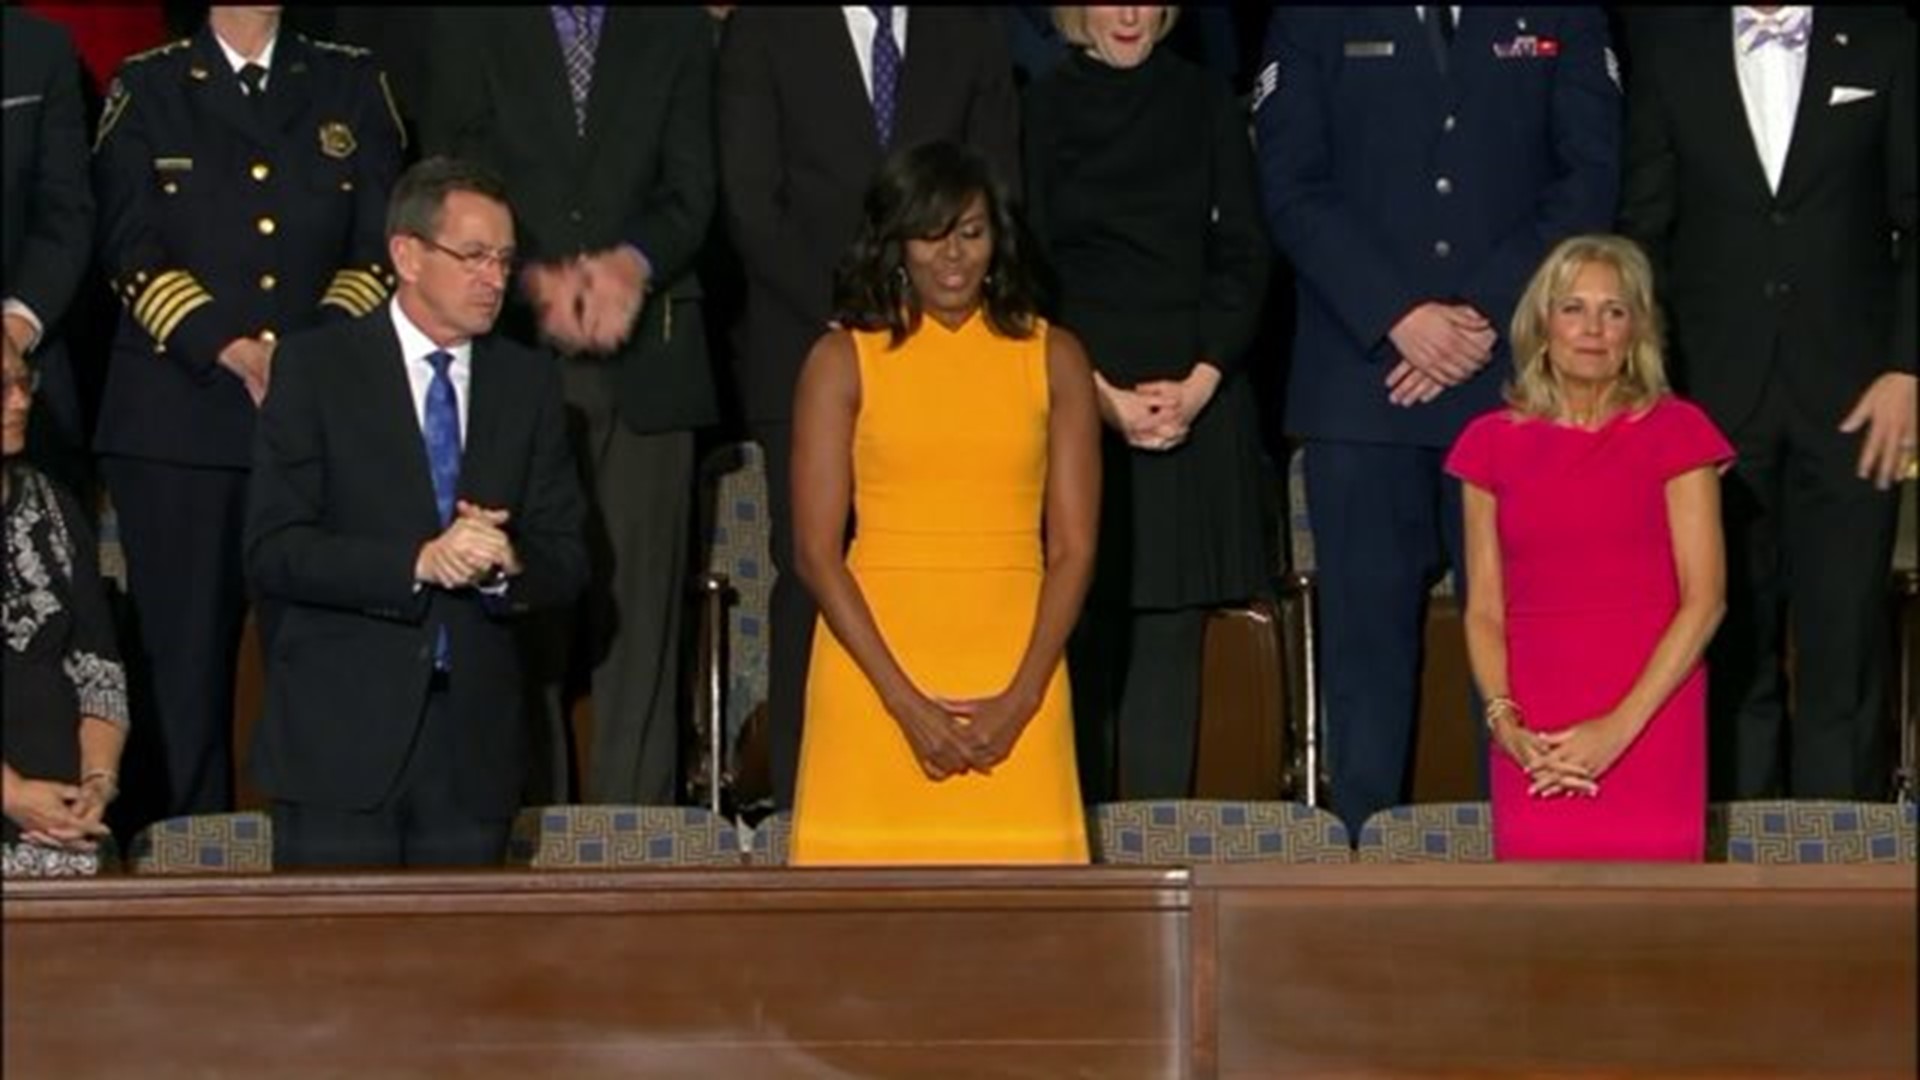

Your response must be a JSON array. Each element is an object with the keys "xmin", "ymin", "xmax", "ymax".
[{"xmin": 1484, "ymin": 696, "xmax": 1524, "ymax": 732}]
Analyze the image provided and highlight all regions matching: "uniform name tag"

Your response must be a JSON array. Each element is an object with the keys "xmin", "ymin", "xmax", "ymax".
[
  {"xmin": 1344, "ymin": 40, "xmax": 1396, "ymax": 58},
  {"xmin": 153, "ymin": 157, "xmax": 194, "ymax": 171}
]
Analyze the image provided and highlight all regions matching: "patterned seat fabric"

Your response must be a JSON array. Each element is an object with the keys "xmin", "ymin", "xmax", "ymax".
[
  {"xmin": 1720, "ymin": 799, "xmax": 1916, "ymax": 864},
  {"xmin": 744, "ymin": 809, "xmax": 793, "ymax": 867},
  {"xmin": 1094, "ymin": 800, "xmax": 1352, "ymax": 864},
  {"xmin": 699, "ymin": 443, "xmax": 774, "ymax": 753},
  {"xmin": 507, "ymin": 805, "xmax": 746, "ymax": 868},
  {"xmin": 1355, "ymin": 802, "xmax": 1493, "ymax": 863},
  {"xmin": 128, "ymin": 812, "xmax": 272, "ymax": 874}
]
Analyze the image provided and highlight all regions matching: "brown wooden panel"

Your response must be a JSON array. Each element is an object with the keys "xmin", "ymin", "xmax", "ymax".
[
  {"xmin": 3, "ymin": 869, "xmax": 1190, "ymax": 1079},
  {"xmin": 1198, "ymin": 864, "xmax": 1917, "ymax": 1079}
]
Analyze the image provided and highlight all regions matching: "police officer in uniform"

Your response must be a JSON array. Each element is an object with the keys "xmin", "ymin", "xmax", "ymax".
[
  {"xmin": 92, "ymin": 4, "xmax": 404, "ymax": 828},
  {"xmin": 1255, "ymin": 7, "xmax": 1620, "ymax": 836}
]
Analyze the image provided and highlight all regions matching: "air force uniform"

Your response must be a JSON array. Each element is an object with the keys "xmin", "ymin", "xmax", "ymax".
[
  {"xmin": 1255, "ymin": 7, "xmax": 1620, "ymax": 833},
  {"xmin": 91, "ymin": 25, "xmax": 404, "ymax": 823}
]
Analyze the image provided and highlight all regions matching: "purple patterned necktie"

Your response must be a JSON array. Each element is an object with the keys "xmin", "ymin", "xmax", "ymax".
[
  {"xmin": 870, "ymin": 5, "xmax": 901, "ymax": 148},
  {"xmin": 1736, "ymin": 9, "xmax": 1811, "ymax": 54},
  {"xmin": 558, "ymin": 6, "xmax": 603, "ymax": 136}
]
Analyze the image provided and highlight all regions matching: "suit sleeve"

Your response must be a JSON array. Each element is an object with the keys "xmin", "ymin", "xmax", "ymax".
[
  {"xmin": 1255, "ymin": 10, "xmax": 1421, "ymax": 360},
  {"xmin": 492, "ymin": 357, "xmax": 588, "ymax": 615},
  {"xmin": 1885, "ymin": 17, "xmax": 1916, "ymax": 373},
  {"xmin": 1199, "ymin": 83, "xmax": 1271, "ymax": 375},
  {"xmin": 620, "ymin": 12, "xmax": 715, "ymax": 289},
  {"xmin": 93, "ymin": 66, "xmax": 237, "ymax": 381},
  {"xmin": 9, "ymin": 24, "xmax": 94, "ymax": 339},
  {"xmin": 962, "ymin": 11, "xmax": 1022, "ymax": 193},
  {"xmin": 246, "ymin": 337, "xmax": 429, "ymax": 618},
  {"xmin": 1616, "ymin": 15, "xmax": 1677, "ymax": 289},
  {"xmin": 1457, "ymin": 7, "xmax": 1621, "ymax": 326},
  {"xmin": 318, "ymin": 58, "xmax": 405, "ymax": 321}
]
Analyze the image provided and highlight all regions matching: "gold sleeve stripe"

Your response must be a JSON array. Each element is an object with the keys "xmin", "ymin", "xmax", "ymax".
[
  {"xmin": 323, "ymin": 273, "xmax": 386, "ymax": 314},
  {"xmin": 150, "ymin": 289, "xmax": 212, "ymax": 344},
  {"xmin": 336, "ymin": 269, "xmax": 390, "ymax": 301},
  {"xmin": 131, "ymin": 272, "xmax": 195, "ymax": 326},
  {"xmin": 378, "ymin": 71, "xmax": 408, "ymax": 152},
  {"xmin": 320, "ymin": 290, "xmax": 378, "ymax": 317}
]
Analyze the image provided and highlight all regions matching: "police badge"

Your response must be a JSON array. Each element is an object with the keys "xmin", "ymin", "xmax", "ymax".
[{"xmin": 319, "ymin": 121, "xmax": 357, "ymax": 159}]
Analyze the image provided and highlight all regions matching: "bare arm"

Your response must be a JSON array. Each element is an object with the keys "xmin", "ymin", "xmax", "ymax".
[
  {"xmin": 1537, "ymin": 466, "xmax": 1727, "ymax": 779},
  {"xmin": 1461, "ymin": 482, "xmax": 1564, "ymax": 786},
  {"xmin": 789, "ymin": 331, "xmax": 979, "ymax": 779}
]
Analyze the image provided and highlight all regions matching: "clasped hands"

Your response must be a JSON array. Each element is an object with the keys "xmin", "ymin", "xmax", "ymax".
[
  {"xmin": 218, "ymin": 334, "xmax": 277, "ymax": 406},
  {"xmin": 415, "ymin": 500, "xmax": 521, "ymax": 590},
  {"xmin": 889, "ymin": 687, "xmax": 1040, "ymax": 782},
  {"xmin": 1493, "ymin": 711, "xmax": 1637, "ymax": 799},
  {"xmin": 7, "ymin": 775, "xmax": 114, "ymax": 853},
  {"xmin": 522, "ymin": 246, "xmax": 650, "ymax": 355},
  {"xmin": 1096, "ymin": 364, "xmax": 1222, "ymax": 452},
  {"xmin": 1384, "ymin": 301, "xmax": 1496, "ymax": 407}
]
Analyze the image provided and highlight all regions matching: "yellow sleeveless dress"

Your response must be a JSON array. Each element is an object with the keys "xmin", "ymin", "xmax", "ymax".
[{"xmin": 789, "ymin": 312, "xmax": 1089, "ymax": 865}]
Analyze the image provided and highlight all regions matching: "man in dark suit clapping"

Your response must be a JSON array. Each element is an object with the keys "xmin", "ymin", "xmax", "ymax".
[{"xmin": 246, "ymin": 158, "xmax": 587, "ymax": 868}]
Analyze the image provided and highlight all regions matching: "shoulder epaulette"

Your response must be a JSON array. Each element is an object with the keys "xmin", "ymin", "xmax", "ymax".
[
  {"xmin": 299, "ymin": 34, "xmax": 372, "ymax": 60},
  {"xmin": 120, "ymin": 38, "xmax": 192, "ymax": 67}
]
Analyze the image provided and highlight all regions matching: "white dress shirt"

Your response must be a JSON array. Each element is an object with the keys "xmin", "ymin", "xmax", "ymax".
[
  {"xmin": 1413, "ymin": 6, "xmax": 1464, "ymax": 31},
  {"xmin": 1733, "ymin": 6, "xmax": 1811, "ymax": 195},
  {"xmin": 389, "ymin": 299, "xmax": 472, "ymax": 445},
  {"xmin": 215, "ymin": 29, "xmax": 278, "ymax": 91},
  {"xmin": 842, "ymin": 6, "xmax": 909, "ymax": 102}
]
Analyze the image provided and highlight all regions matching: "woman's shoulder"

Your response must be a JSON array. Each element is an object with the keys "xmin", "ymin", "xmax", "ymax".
[{"xmin": 1458, "ymin": 407, "xmax": 1532, "ymax": 443}]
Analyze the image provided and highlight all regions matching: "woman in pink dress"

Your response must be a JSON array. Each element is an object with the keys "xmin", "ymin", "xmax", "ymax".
[{"xmin": 1446, "ymin": 235, "xmax": 1732, "ymax": 861}]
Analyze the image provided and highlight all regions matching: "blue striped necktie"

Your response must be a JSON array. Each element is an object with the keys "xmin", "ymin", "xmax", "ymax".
[{"xmin": 424, "ymin": 350, "xmax": 460, "ymax": 669}]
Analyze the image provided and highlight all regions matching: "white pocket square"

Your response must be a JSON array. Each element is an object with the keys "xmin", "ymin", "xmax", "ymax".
[
  {"xmin": 1829, "ymin": 85, "xmax": 1877, "ymax": 106},
  {"xmin": 2, "ymin": 94, "xmax": 44, "ymax": 111}
]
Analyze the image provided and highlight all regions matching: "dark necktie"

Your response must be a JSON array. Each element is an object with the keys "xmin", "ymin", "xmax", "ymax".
[
  {"xmin": 1425, "ymin": 5, "xmax": 1454, "ymax": 47},
  {"xmin": 238, "ymin": 62, "xmax": 268, "ymax": 109},
  {"xmin": 562, "ymin": 6, "xmax": 601, "ymax": 136},
  {"xmin": 870, "ymin": 5, "xmax": 901, "ymax": 148},
  {"xmin": 424, "ymin": 350, "xmax": 461, "ymax": 669}
]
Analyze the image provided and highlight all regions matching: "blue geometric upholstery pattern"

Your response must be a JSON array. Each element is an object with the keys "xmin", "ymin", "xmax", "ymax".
[
  {"xmin": 1720, "ymin": 800, "xmax": 1916, "ymax": 864},
  {"xmin": 95, "ymin": 488, "xmax": 127, "ymax": 590},
  {"xmin": 506, "ymin": 806, "xmax": 746, "ymax": 868},
  {"xmin": 745, "ymin": 809, "xmax": 793, "ymax": 867},
  {"xmin": 1355, "ymin": 802, "xmax": 1493, "ymax": 863},
  {"xmin": 128, "ymin": 812, "xmax": 273, "ymax": 874},
  {"xmin": 698, "ymin": 442, "xmax": 773, "ymax": 749},
  {"xmin": 1094, "ymin": 800, "xmax": 1352, "ymax": 864}
]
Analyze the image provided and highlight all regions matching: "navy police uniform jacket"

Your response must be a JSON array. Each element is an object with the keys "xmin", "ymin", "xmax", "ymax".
[
  {"xmin": 1256, "ymin": 7, "xmax": 1621, "ymax": 448},
  {"xmin": 92, "ymin": 26, "xmax": 405, "ymax": 469}
]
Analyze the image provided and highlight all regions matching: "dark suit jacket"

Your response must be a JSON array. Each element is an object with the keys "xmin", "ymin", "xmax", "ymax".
[
  {"xmin": 1619, "ymin": 7, "xmax": 1917, "ymax": 434},
  {"xmin": 245, "ymin": 312, "xmax": 587, "ymax": 814},
  {"xmin": 428, "ymin": 7, "xmax": 717, "ymax": 434},
  {"xmin": 3, "ymin": 9, "xmax": 93, "ymax": 342},
  {"xmin": 91, "ymin": 26, "xmax": 404, "ymax": 469},
  {"xmin": 717, "ymin": 7, "xmax": 1020, "ymax": 424},
  {"xmin": 1256, "ymin": 6, "xmax": 1621, "ymax": 447}
]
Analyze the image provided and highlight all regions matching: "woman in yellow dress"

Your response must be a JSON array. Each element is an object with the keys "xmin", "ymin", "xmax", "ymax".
[{"xmin": 787, "ymin": 141, "xmax": 1101, "ymax": 865}]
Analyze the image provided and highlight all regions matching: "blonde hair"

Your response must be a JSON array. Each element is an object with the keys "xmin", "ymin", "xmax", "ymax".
[
  {"xmin": 1053, "ymin": 6, "xmax": 1181, "ymax": 49},
  {"xmin": 1506, "ymin": 234, "xmax": 1669, "ymax": 420}
]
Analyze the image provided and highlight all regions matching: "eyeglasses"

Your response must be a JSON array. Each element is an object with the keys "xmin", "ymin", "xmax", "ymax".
[
  {"xmin": 414, "ymin": 235, "xmax": 517, "ymax": 276},
  {"xmin": 2, "ymin": 367, "xmax": 40, "ymax": 397}
]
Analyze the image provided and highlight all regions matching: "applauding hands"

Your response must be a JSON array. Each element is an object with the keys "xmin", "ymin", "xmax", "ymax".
[
  {"xmin": 523, "ymin": 246, "xmax": 652, "ymax": 355},
  {"xmin": 415, "ymin": 500, "xmax": 521, "ymax": 590}
]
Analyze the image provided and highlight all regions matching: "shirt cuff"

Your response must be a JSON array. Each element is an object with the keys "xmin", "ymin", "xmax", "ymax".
[{"xmin": 3, "ymin": 299, "xmax": 45, "ymax": 353}]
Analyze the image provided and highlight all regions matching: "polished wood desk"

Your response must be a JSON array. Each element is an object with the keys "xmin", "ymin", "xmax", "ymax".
[{"xmin": 5, "ymin": 865, "xmax": 1912, "ymax": 1078}]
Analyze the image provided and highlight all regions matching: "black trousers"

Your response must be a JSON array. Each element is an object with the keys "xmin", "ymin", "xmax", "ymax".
[
  {"xmin": 271, "ymin": 679, "xmax": 512, "ymax": 869},
  {"xmin": 752, "ymin": 419, "xmax": 814, "ymax": 811},
  {"xmin": 1712, "ymin": 374, "xmax": 1899, "ymax": 800},
  {"xmin": 1072, "ymin": 605, "xmax": 1210, "ymax": 802},
  {"xmin": 102, "ymin": 456, "xmax": 247, "ymax": 831}
]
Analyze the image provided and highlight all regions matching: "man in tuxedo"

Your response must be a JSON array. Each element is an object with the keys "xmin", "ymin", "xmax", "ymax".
[
  {"xmin": 426, "ymin": 8, "xmax": 716, "ymax": 806},
  {"xmin": 1256, "ymin": 6, "xmax": 1621, "ymax": 834},
  {"xmin": 245, "ymin": 157, "xmax": 587, "ymax": 868},
  {"xmin": 3, "ymin": 8, "xmax": 94, "ymax": 499},
  {"xmin": 717, "ymin": 6, "xmax": 1019, "ymax": 809},
  {"xmin": 1621, "ymin": 6, "xmax": 1917, "ymax": 800}
]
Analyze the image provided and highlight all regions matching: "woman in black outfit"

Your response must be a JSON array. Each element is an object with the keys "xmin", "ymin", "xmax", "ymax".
[
  {"xmin": 1024, "ymin": 6, "xmax": 1272, "ymax": 800},
  {"xmin": 3, "ymin": 339, "xmax": 128, "ymax": 877}
]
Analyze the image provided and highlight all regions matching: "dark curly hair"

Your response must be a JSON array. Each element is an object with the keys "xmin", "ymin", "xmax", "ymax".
[{"xmin": 832, "ymin": 140, "xmax": 1041, "ymax": 346}]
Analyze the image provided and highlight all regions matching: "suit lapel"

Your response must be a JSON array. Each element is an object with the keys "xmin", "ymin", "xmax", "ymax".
[
  {"xmin": 364, "ymin": 316, "xmax": 443, "ymax": 533},
  {"xmin": 1698, "ymin": 14, "xmax": 1778, "ymax": 208},
  {"xmin": 188, "ymin": 28, "xmax": 268, "ymax": 146},
  {"xmin": 819, "ymin": 8, "xmax": 882, "ymax": 158},
  {"xmin": 263, "ymin": 34, "xmax": 314, "ymax": 138},
  {"xmin": 513, "ymin": 7, "xmax": 586, "ymax": 167},
  {"xmin": 579, "ymin": 9, "xmax": 641, "ymax": 176},
  {"xmin": 460, "ymin": 336, "xmax": 503, "ymax": 499},
  {"xmin": 1773, "ymin": 10, "xmax": 1843, "ymax": 204}
]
